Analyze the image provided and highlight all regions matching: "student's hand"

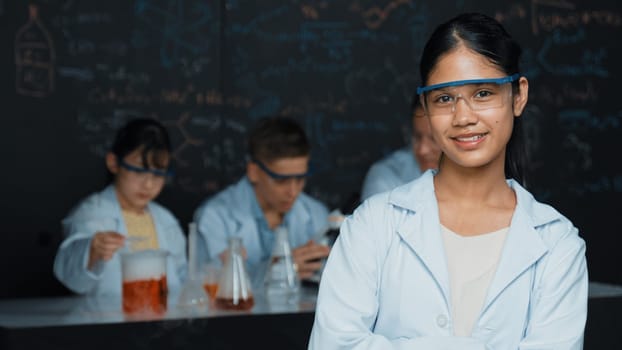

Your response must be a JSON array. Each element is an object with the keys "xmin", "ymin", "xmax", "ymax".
[
  {"xmin": 218, "ymin": 246, "xmax": 248, "ymax": 264},
  {"xmin": 292, "ymin": 240, "xmax": 330, "ymax": 279},
  {"xmin": 88, "ymin": 232, "xmax": 126, "ymax": 270}
]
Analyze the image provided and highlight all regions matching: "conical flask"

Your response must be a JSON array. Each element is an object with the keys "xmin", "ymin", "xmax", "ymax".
[
  {"xmin": 214, "ymin": 237, "xmax": 254, "ymax": 310},
  {"xmin": 264, "ymin": 226, "xmax": 299, "ymax": 296},
  {"xmin": 177, "ymin": 222, "xmax": 208, "ymax": 308}
]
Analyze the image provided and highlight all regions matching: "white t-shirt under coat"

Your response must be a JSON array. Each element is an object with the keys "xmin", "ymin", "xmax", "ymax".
[{"xmin": 441, "ymin": 224, "xmax": 509, "ymax": 337}]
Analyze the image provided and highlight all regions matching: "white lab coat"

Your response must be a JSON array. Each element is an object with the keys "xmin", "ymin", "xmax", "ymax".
[
  {"xmin": 193, "ymin": 176, "xmax": 329, "ymax": 266},
  {"xmin": 53, "ymin": 185, "xmax": 187, "ymax": 295},
  {"xmin": 310, "ymin": 170, "xmax": 588, "ymax": 349}
]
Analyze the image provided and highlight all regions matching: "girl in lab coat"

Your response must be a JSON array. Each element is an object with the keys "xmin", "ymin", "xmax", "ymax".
[
  {"xmin": 310, "ymin": 12, "xmax": 587, "ymax": 349},
  {"xmin": 54, "ymin": 118, "xmax": 187, "ymax": 295}
]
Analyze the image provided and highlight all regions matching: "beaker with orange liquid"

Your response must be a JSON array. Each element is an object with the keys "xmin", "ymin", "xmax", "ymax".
[{"xmin": 120, "ymin": 249, "xmax": 168, "ymax": 315}]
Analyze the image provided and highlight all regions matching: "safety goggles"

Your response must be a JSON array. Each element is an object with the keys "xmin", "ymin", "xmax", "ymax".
[
  {"xmin": 417, "ymin": 74, "xmax": 519, "ymax": 117},
  {"xmin": 251, "ymin": 157, "xmax": 311, "ymax": 181},
  {"xmin": 117, "ymin": 157, "xmax": 174, "ymax": 180}
]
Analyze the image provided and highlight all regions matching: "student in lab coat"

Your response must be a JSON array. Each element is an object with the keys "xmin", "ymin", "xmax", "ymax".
[
  {"xmin": 54, "ymin": 118, "xmax": 187, "ymax": 295},
  {"xmin": 360, "ymin": 97, "xmax": 441, "ymax": 201},
  {"xmin": 310, "ymin": 12, "xmax": 588, "ymax": 349},
  {"xmin": 193, "ymin": 116, "xmax": 330, "ymax": 282}
]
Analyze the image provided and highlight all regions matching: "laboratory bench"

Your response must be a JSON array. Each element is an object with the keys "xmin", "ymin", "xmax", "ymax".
[{"xmin": 1, "ymin": 282, "xmax": 621, "ymax": 350}]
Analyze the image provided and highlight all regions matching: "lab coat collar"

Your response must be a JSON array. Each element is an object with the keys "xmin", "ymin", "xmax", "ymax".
[
  {"xmin": 229, "ymin": 177, "xmax": 311, "ymax": 228},
  {"xmin": 232, "ymin": 177, "xmax": 261, "ymax": 223},
  {"xmin": 389, "ymin": 170, "xmax": 557, "ymax": 313},
  {"xmin": 388, "ymin": 170, "xmax": 561, "ymax": 227}
]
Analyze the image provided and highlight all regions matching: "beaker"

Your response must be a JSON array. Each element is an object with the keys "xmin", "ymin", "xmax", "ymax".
[
  {"xmin": 264, "ymin": 226, "xmax": 299, "ymax": 296},
  {"xmin": 120, "ymin": 249, "xmax": 168, "ymax": 315},
  {"xmin": 214, "ymin": 237, "xmax": 254, "ymax": 310}
]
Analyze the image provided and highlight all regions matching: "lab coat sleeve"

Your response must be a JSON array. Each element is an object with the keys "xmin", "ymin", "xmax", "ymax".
[
  {"xmin": 194, "ymin": 201, "xmax": 230, "ymax": 263},
  {"xmin": 518, "ymin": 223, "xmax": 588, "ymax": 350},
  {"xmin": 165, "ymin": 219, "xmax": 188, "ymax": 285},
  {"xmin": 53, "ymin": 220, "xmax": 105, "ymax": 294},
  {"xmin": 309, "ymin": 198, "xmax": 387, "ymax": 349}
]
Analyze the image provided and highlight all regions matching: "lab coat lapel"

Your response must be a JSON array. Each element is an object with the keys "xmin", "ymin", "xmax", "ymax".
[
  {"xmin": 393, "ymin": 173, "xmax": 452, "ymax": 308},
  {"xmin": 399, "ymin": 204, "xmax": 451, "ymax": 306},
  {"xmin": 102, "ymin": 184, "xmax": 127, "ymax": 236},
  {"xmin": 481, "ymin": 185, "xmax": 549, "ymax": 313}
]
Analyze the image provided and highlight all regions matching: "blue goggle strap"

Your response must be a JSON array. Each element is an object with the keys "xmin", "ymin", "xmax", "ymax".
[
  {"xmin": 416, "ymin": 74, "xmax": 520, "ymax": 95},
  {"xmin": 117, "ymin": 157, "xmax": 174, "ymax": 178},
  {"xmin": 251, "ymin": 157, "xmax": 312, "ymax": 180}
]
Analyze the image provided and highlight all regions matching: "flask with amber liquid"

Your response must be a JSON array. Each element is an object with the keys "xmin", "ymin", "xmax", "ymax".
[{"xmin": 214, "ymin": 237, "xmax": 254, "ymax": 310}]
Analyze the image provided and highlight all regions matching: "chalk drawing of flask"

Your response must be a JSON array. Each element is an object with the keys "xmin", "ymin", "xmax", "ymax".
[{"xmin": 15, "ymin": 4, "xmax": 56, "ymax": 97}]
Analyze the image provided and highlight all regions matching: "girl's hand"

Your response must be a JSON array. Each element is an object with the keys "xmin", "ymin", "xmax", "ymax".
[{"xmin": 87, "ymin": 232, "xmax": 126, "ymax": 270}]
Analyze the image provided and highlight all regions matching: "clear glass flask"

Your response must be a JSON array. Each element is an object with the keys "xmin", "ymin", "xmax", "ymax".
[
  {"xmin": 177, "ymin": 222, "xmax": 208, "ymax": 308},
  {"xmin": 264, "ymin": 226, "xmax": 299, "ymax": 296},
  {"xmin": 214, "ymin": 237, "xmax": 255, "ymax": 310}
]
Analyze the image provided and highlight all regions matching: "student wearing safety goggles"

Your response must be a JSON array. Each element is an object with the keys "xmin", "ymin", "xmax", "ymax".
[
  {"xmin": 360, "ymin": 96, "xmax": 441, "ymax": 201},
  {"xmin": 54, "ymin": 118, "xmax": 187, "ymax": 295},
  {"xmin": 311, "ymin": 13, "xmax": 587, "ymax": 349},
  {"xmin": 194, "ymin": 117, "xmax": 330, "ymax": 281}
]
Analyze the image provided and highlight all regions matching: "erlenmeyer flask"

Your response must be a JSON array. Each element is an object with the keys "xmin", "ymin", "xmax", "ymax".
[
  {"xmin": 177, "ymin": 222, "xmax": 208, "ymax": 308},
  {"xmin": 214, "ymin": 237, "xmax": 254, "ymax": 310},
  {"xmin": 264, "ymin": 226, "xmax": 299, "ymax": 296}
]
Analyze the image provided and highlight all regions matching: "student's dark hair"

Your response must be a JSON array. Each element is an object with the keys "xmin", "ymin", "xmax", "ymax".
[
  {"xmin": 248, "ymin": 116, "xmax": 310, "ymax": 163},
  {"xmin": 110, "ymin": 118, "xmax": 172, "ymax": 170},
  {"xmin": 419, "ymin": 12, "xmax": 527, "ymax": 185}
]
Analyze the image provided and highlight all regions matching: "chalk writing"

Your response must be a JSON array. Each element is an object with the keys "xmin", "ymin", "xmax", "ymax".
[
  {"xmin": 345, "ymin": 60, "xmax": 418, "ymax": 103},
  {"xmin": 133, "ymin": 0, "xmax": 215, "ymax": 68},
  {"xmin": 537, "ymin": 29, "xmax": 608, "ymax": 77},
  {"xmin": 57, "ymin": 66, "xmax": 94, "ymax": 81},
  {"xmin": 76, "ymin": 108, "xmax": 145, "ymax": 156},
  {"xmin": 531, "ymin": 0, "xmax": 574, "ymax": 34},
  {"xmin": 569, "ymin": 175, "xmax": 622, "ymax": 195},
  {"xmin": 559, "ymin": 109, "xmax": 622, "ymax": 130},
  {"xmin": 331, "ymin": 120, "xmax": 390, "ymax": 133},
  {"xmin": 15, "ymin": 4, "xmax": 56, "ymax": 97},
  {"xmin": 86, "ymin": 85, "xmax": 251, "ymax": 108},
  {"xmin": 563, "ymin": 133, "xmax": 592, "ymax": 171},
  {"xmin": 531, "ymin": 0, "xmax": 621, "ymax": 34},
  {"xmin": 494, "ymin": 3, "xmax": 528, "ymax": 23},
  {"xmin": 535, "ymin": 81, "xmax": 599, "ymax": 106},
  {"xmin": 163, "ymin": 112, "xmax": 204, "ymax": 167},
  {"xmin": 249, "ymin": 95, "xmax": 281, "ymax": 120},
  {"xmin": 350, "ymin": 0, "xmax": 413, "ymax": 29}
]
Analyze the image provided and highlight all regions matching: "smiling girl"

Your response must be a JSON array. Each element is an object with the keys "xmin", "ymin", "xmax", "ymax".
[{"xmin": 310, "ymin": 13, "xmax": 587, "ymax": 349}]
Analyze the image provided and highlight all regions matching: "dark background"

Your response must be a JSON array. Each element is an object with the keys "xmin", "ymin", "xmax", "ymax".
[{"xmin": 1, "ymin": 0, "xmax": 620, "ymax": 298}]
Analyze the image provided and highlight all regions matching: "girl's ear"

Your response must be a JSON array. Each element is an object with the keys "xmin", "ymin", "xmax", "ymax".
[
  {"xmin": 106, "ymin": 153, "xmax": 119, "ymax": 174},
  {"xmin": 246, "ymin": 161, "xmax": 259, "ymax": 184},
  {"xmin": 513, "ymin": 77, "xmax": 529, "ymax": 117}
]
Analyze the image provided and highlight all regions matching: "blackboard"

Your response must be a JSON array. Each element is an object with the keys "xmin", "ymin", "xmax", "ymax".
[{"xmin": 1, "ymin": 0, "xmax": 620, "ymax": 297}]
